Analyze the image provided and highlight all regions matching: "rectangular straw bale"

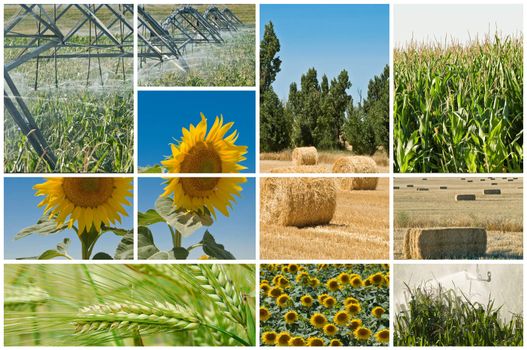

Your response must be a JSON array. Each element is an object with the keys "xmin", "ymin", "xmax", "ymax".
[
  {"xmin": 292, "ymin": 147, "xmax": 318, "ymax": 166},
  {"xmin": 439, "ymin": 186, "xmax": 447, "ymax": 189},
  {"xmin": 467, "ymin": 180, "xmax": 473, "ymax": 183},
  {"xmin": 461, "ymin": 178, "xmax": 466, "ymax": 180},
  {"xmin": 508, "ymin": 179, "xmax": 514, "ymax": 182},
  {"xmin": 479, "ymin": 179, "xmax": 485, "ymax": 181},
  {"xmin": 403, "ymin": 227, "xmax": 487, "ymax": 259},
  {"xmin": 483, "ymin": 189, "xmax": 501, "ymax": 195},
  {"xmin": 491, "ymin": 182, "xmax": 498, "ymax": 185},
  {"xmin": 417, "ymin": 187, "xmax": 429, "ymax": 191},
  {"xmin": 260, "ymin": 177, "xmax": 336, "ymax": 227},
  {"xmin": 456, "ymin": 194, "xmax": 476, "ymax": 201},
  {"xmin": 406, "ymin": 184, "xmax": 414, "ymax": 188},
  {"xmin": 394, "ymin": 186, "xmax": 400, "ymax": 190}
]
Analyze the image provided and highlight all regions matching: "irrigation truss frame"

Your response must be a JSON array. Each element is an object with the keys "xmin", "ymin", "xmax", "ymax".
[{"xmin": 4, "ymin": 4, "xmax": 244, "ymax": 170}]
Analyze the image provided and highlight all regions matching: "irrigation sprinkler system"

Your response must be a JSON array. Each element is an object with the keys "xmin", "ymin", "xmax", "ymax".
[{"xmin": 4, "ymin": 4, "xmax": 243, "ymax": 170}]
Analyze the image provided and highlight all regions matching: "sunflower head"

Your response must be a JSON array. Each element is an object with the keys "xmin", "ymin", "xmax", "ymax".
[
  {"xmin": 284, "ymin": 310, "xmax": 298, "ymax": 324},
  {"xmin": 310, "ymin": 313, "xmax": 327, "ymax": 328},
  {"xmin": 288, "ymin": 336, "xmax": 305, "ymax": 346},
  {"xmin": 351, "ymin": 276, "xmax": 363, "ymax": 288},
  {"xmin": 260, "ymin": 282, "xmax": 271, "ymax": 294},
  {"xmin": 344, "ymin": 297, "xmax": 359, "ymax": 306},
  {"xmin": 307, "ymin": 337, "xmax": 325, "ymax": 346},
  {"xmin": 334, "ymin": 310, "xmax": 350, "ymax": 325},
  {"xmin": 346, "ymin": 303, "xmax": 362, "ymax": 315},
  {"xmin": 309, "ymin": 277, "xmax": 320, "ymax": 287},
  {"xmin": 34, "ymin": 177, "xmax": 132, "ymax": 235},
  {"xmin": 370, "ymin": 272, "xmax": 384, "ymax": 285},
  {"xmin": 349, "ymin": 318, "xmax": 363, "ymax": 330},
  {"xmin": 326, "ymin": 278, "xmax": 340, "ymax": 292},
  {"xmin": 318, "ymin": 293, "xmax": 329, "ymax": 303},
  {"xmin": 374, "ymin": 329, "xmax": 390, "ymax": 343},
  {"xmin": 287, "ymin": 263, "xmax": 299, "ymax": 273},
  {"xmin": 337, "ymin": 272, "xmax": 351, "ymax": 284},
  {"xmin": 300, "ymin": 295, "xmax": 314, "ymax": 307},
  {"xmin": 323, "ymin": 323, "xmax": 338, "ymax": 336},
  {"xmin": 261, "ymin": 331, "xmax": 277, "ymax": 345},
  {"xmin": 295, "ymin": 271, "xmax": 310, "ymax": 284},
  {"xmin": 372, "ymin": 306, "xmax": 385, "ymax": 318},
  {"xmin": 276, "ymin": 294, "xmax": 290, "ymax": 307},
  {"xmin": 354, "ymin": 326, "xmax": 372, "ymax": 341},
  {"xmin": 260, "ymin": 307, "xmax": 271, "ymax": 322},
  {"xmin": 329, "ymin": 339, "xmax": 343, "ymax": 346},
  {"xmin": 323, "ymin": 296, "xmax": 336, "ymax": 308},
  {"xmin": 268, "ymin": 286, "xmax": 283, "ymax": 298},
  {"xmin": 276, "ymin": 332, "xmax": 291, "ymax": 346}
]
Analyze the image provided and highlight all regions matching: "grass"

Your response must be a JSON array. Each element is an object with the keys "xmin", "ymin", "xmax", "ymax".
[
  {"xmin": 395, "ymin": 285, "xmax": 523, "ymax": 346},
  {"xmin": 393, "ymin": 177, "xmax": 523, "ymax": 259},
  {"xmin": 260, "ymin": 178, "xmax": 389, "ymax": 259},
  {"xmin": 4, "ymin": 264, "xmax": 255, "ymax": 346},
  {"xmin": 394, "ymin": 35, "xmax": 523, "ymax": 173},
  {"xmin": 260, "ymin": 150, "xmax": 389, "ymax": 172}
]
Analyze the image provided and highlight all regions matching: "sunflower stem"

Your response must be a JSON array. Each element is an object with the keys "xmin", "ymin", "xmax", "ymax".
[{"xmin": 168, "ymin": 225, "xmax": 182, "ymax": 248}]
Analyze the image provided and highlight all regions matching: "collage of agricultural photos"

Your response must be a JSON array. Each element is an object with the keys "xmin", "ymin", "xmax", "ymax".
[{"xmin": 0, "ymin": 1, "xmax": 525, "ymax": 348}]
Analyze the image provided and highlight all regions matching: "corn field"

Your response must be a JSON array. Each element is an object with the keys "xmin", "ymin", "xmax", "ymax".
[
  {"xmin": 4, "ymin": 264, "xmax": 255, "ymax": 346},
  {"xmin": 394, "ymin": 35, "xmax": 523, "ymax": 173},
  {"xmin": 395, "ymin": 285, "xmax": 523, "ymax": 346}
]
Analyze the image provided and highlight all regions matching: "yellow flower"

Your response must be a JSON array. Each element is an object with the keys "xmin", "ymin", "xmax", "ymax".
[
  {"xmin": 329, "ymin": 339, "xmax": 343, "ymax": 346},
  {"xmin": 289, "ymin": 336, "xmax": 305, "ymax": 346},
  {"xmin": 34, "ymin": 177, "xmax": 132, "ymax": 234},
  {"xmin": 323, "ymin": 296, "xmax": 336, "ymax": 308},
  {"xmin": 281, "ymin": 265, "xmax": 289, "ymax": 273},
  {"xmin": 374, "ymin": 329, "xmax": 389, "ymax": 343},
  {"xmin": 333, "ymin": 310, "xmax": 350, "ymax": 325},
  {"xmin": 260, "ymin": 307, "xmax": 271, "ymax": 321},
  {"xmin": 354, "ymin": 326, "xmax": 372, "ymax": 341},
  {"xmin": 344, "ymin": 297, "xmax": 359, "ymax": 306},
  {"xmin": 307, "ymin": 337, "xmax": 325, "ymax": 346},
  {"xmin": 268, "ymin": 286, "xmax": 283, "ymax": 298},
  {"xmin": 323, "ymin": 323, "xmax": 338, "ymax": 336},
  {"xmin": 326, "ymin": 278, "xmax": 340, "ymax": 291},
  {"xmin": 276, "ymin": 332, "xmax": 291, "ymax": 346},
  {"xmin": 309, "ymin": 277, "xmax": 320, "ymax": 287},
  {"xmin": 284, "ymin": 310, "xmax": 298, "ymax": 324},
  {"xmin": 372, "ymin": 306, "xmax": 385, "ymax": 318},
  {"xmin": 272, "ymin": 274, "xmax": 284, "ymax": 285},
  {"xmin": 296, "ymin": 271, "xmax": 310, "ymax": 284},
  {"xmin": 349, "ymin": 318, "xmax": 362, "ymax": 330},
  {"xmin": 346, "ymin": 303, "xmax": 361, "ymax": 315},
  {"xmin": 276, "ymin": 294, "xmax": 290, "ymax": 307},
  {"xmin": 260, "ymin": 282, "xmax": 270, "ymax": 294},
  {"xmin": 369, "ymin": 272, "xmax": 384, "ymax": 285},
  {"xmin": 309, "ymin": 313, "xmax": 327, "ymax": 328},
  {"xmin": 300, "ymin": 295, "xmax": 314, "ymax": 307},
  {"xmin": 350, "ymin": 276, "xmax": 363, "ymax": 288},
  {"xmin": 288, "ymin": 264, "xmax": 299, "ymax": 274},
  {"xmin": 337, "ymin": 272, "xmax": 351, "ymax": 284},
  {"xmin": 318, "ymin": 293, "xmax": 329, "ymax": 303},
  {"xmin": 261, "ymin": 331, "xmax": 277, "ymax": 345}
]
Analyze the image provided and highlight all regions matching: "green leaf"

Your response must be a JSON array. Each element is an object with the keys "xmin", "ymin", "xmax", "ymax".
[
  {"xmin": 114, "ymin": 230, "xmax": 134, "ymax": 260},
  {"xmin": 92, "ymin": 252, "xmax": 113, "ymax": 260},
  {"xmin": 201, "ymin": 231, "xmax": 235, "ymax": 260},
  {"xmin": 100, "ymin": 226, "xmax": 129, "ymax": 236},
  {"xmin": 37, "ymin": 250, "xmax": 68, "ymax": 260},
  {"xmin": 14, "ymin": 215, "xmax": 68, "ymax": 240},
  {"xmin": 138, "ymin": 209, "xmax": 165, "ymax": 226},
  {"xmin": 244, "ymin": 301, "xmax": 256, "ymax": 345},
  {"xmin": 155, "ymin": 196, "xmax": 213, "ymax": 237},
  {"xmin": 172, "ymin": 247, "xmax": 189, "ymax": 259},
  {"xmin": 137, "ymin": 226, "xmax": 160, "ymax": 260}
]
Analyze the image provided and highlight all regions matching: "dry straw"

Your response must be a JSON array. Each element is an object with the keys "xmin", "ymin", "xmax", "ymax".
[
  {"xmin": 456, "ymin": 194, "xmax": 476, "ymax": 201},
  {"xmin": 403, "ymin": 227, "xmax": 487, "ymax": 259},
  {"xmin": 292, "ymin": 147, "xmax": 318, "ymax": 165},
  {"xmin": 332, "ymin": 156, "xmax": 378, "ymax": 190},
  {"xmin": 271, "ymin": 165, "xmax": 327, "ymax": 173},
  {"xmin": 260, "ymin": 177, "xmax": 337, "ymax": 227}
]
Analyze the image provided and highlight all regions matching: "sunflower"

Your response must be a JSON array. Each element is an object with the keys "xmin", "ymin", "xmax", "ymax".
[
  {"xmin": 288, "ymin": 337, "xmax": 305, "ymax": 346},
  {"xmin": 309, "ymin": 277, "xmax": 320, "ymax": 287},
  {"xmin": 261, "ymin": 331, "xmax": 277, "ymax": 345},
  {"xmin": 333, "ymin": 310, "xmax": 350, "ymax": 325},
  {"xmin": 284, "ymin": 310, "xmax": 298, "ymax": 324},
  {"xmin": 323, "ymin": 323, "xmax": 338, "ymax": 336},
  {"xmin": 346, "ymin": 303, "xmax": 361, "ymax": 315},
  {"xmin": 309, "ymin": 313, "xmax": 327, "ymax": 328},
  {"xmin": 374, "ymin": 329, "xmax": 389, "ymax": 343},
  {"xmin": 260, "ymin": 307, "xmax": 271, "ymax": 322},
  {"xmin": 323, "ymin": 296, "xmax": 336, "ymax": 308},
  {"xmin": 318, "ymin": 293, "xmax": 329, "ymax": 303},
  {"xmin": 277, "ymin": 276, "xmax": 289, "ymax": 288},
  {"xmin": 337, "ymin": 272, "xmax": 351, "ymax": 284},
  {"xmin": 34, "ymin": 177, "xmax": 132, "ymax": 234},
  {"xmin": 272, "ymin": 274, "xmax": 284, "ymax": 285},
  {"xmin": 326, "ymin": 278, "xmax": 340, "ymax": 292},
  {"xmin": 350, "ymin": 276, "xmax": 363, "ymax": 288},
  {"xmin": 281, "ymin": 265, "xmax": 289, "ymax": 273},
  {"xmin": 354, "ymin": 326, "xmax": 372, "ymax": 341},
  {"xmin": 300, "ymin": 295, "xmax": 314, "ymax": 307},
  {"xmin": 276, "ymin": 294, "xmax": 290, "ymax": 307},
  {"xmin": 371, "ymin": 306, "xmax": 385, "ymax": 318},
  {"xmin": 307, "ymin": 337, "xmax": 325, "ymax": 346},
  {"xmin": 260, "ymin": 282, "xmax": 270, "ymax": 294},
  {"xmin": 329, "ymin": 339, "xmax": 343, "ymax": 346},
  {"xmin": 344, "ymin": 297, "xmax": 359, "ymax": 306},
  {"xmin": 296, "ymin": 271, "xmax": 310, "ymax": 284},
  {"xmin": 288, "ymin": 264, "xmax": 299, "ymax": 273},
  {"xmin": 369, "ymin": 272, "xmax": 384, "ymax": 285},
  {"xmin": 276, "ymin": 332, "xmax": 291, "ymax": 346},
  {"xmin": 268, "ymin": 286, "xmax": 283, "ymax": 298},
  {"xmin": 349, "ymin": 318, "xmax": 363, "ymax": 330}
]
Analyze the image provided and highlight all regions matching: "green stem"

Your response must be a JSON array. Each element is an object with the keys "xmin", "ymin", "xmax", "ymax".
[
  {"xmin": 202, "ymin": 323, "xmax": 250, "ymax": 346},
  {"xmin": 168, "ymin": 225, "xmax": 182, "ymax": 248},
  {"xmin": 186, "ymin": 243, "xmax": 203, "ymax": 252},
  {"xmin": 81, "ymin": 265, "xmax": 124, "ymax": 346}
]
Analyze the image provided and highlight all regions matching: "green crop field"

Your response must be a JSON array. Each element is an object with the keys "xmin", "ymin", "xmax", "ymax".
[{"xmin": 394, "ymin": 35, "xmax": 523, "ymax": 173}]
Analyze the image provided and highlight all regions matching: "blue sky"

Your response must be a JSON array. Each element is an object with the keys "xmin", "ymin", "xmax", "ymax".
[
  {"xmin": 138, "ymin": 177, "xmax": 255, "ymax": 259},
  {"xmin": 138, "ymin": 91, "xmax": 255, "ymax": 172},
  {"xmin": 4, "ymin": 178, "xmax": 133, "ymax": 260},
  {"xmin": 260, "ymin": 4, "xmax": 389, "ymax": 103}
]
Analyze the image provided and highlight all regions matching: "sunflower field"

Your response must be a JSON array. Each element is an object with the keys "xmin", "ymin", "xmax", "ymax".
[{"xmin": 259, "ymin": 264, "xmax": 390, "ymax": 346}]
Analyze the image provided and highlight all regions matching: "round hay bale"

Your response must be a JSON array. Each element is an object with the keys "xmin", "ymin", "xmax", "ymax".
[
  {"xmin": 260, "ymin": 177, "xmax": 336, "ymax": 227},
  {"xmin": 332, "ymin": 156, "xmax": 378, "ymax": 190},
  {"xmin": 270, "ymin": 165, "xmax": 327, "ymax": 173},
  {"xmin": 291, "ymin": 147, "xmax": 318, "ymax": 166}
]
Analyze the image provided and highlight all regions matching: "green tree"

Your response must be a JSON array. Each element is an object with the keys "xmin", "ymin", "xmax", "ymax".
[
  {"xmin": 260, "ymin": 21, "xmax": 281, "ymax": 95},
  {"xmin": 363, "ymin": 65, "xmax": 389, "ymax": 151},
  {"xmin": 292, "ymin": 68, "xmax": 321, "ymax": 147},
  {"xmin": 260, "ymin": 88, "xmax": 290, "ymax": 152}
]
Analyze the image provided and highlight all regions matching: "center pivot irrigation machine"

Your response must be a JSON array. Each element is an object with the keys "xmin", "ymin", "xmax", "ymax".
[{"xmin": 4, "ymin": 4, "xmax": 243, "ymax": 170}]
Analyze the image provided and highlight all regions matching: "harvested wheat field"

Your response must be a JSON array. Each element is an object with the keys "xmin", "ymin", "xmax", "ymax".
[
  {"xmin": 260, "ymin": 177, "xmax": 389, "ymax": 259},
  {"xmin": 260, "ymin": 150, "xmax": 389, "ymax": 173},
  {"xmin": 394, "ymin": 177, "xmax": 523, "ymax": 259}
]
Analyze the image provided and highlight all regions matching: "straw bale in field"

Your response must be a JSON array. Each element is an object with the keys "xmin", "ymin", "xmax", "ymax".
[
  {"xmin": 332, "ymin": 156, "xmax": 378, "ymax": 190},
  {"xmin": 439, "ymin": 186, "xmax": 447, "ymax": 189},
  {"xmin": 480, "ymin": 179, "xmax": 485, "ymax": 181},
  {"xmin": 292, "ymin": 147, "xmax": 318, "ymax": 166},
  {"xmin": 407, "ymin": 184, "xmax": 414, "ymax": 188},
  {"xmin": 456, "ymin": 194, "xmax": 476, "ymax": 201},
  {"xmin": 270, "ymin": 165, "xmax": 326, "ymax": 173},
  {"xmin": 491, "ymin": 182, "xmax": 498, "ymax": 185},
  {"xmin": 508, "ymin": 179, "xmax": 514, "ymax": 182},
  {"xmin": 403, "ymin": 227, "xmax": 487, "ymax": 259},
  {"xmin": 260, "ymin": 177, "xmax": 336, "ymax": 227},
  {"xmin": 417, "ymin": 187, "xmax": 429, "ymax": 191},
  {"xmin": 483, "ymin": 189, "xmax": 501, "ymax": 195},
  {"xmin": 467, "ymin": 180, "xmax": 473, "ymax": 183},
  {"xmin": 394, "ymin": 186, "xmax": 400, "ymax": 190}
]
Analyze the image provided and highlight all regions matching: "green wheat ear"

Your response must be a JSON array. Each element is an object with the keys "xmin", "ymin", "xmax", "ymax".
[
  {"xmin": 73, "ymin": 301, "xmax": 201, "ymax": 335},
  {"xmin": 5, "ymin": 285, "xmax": 49, "ymax": 310}
]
